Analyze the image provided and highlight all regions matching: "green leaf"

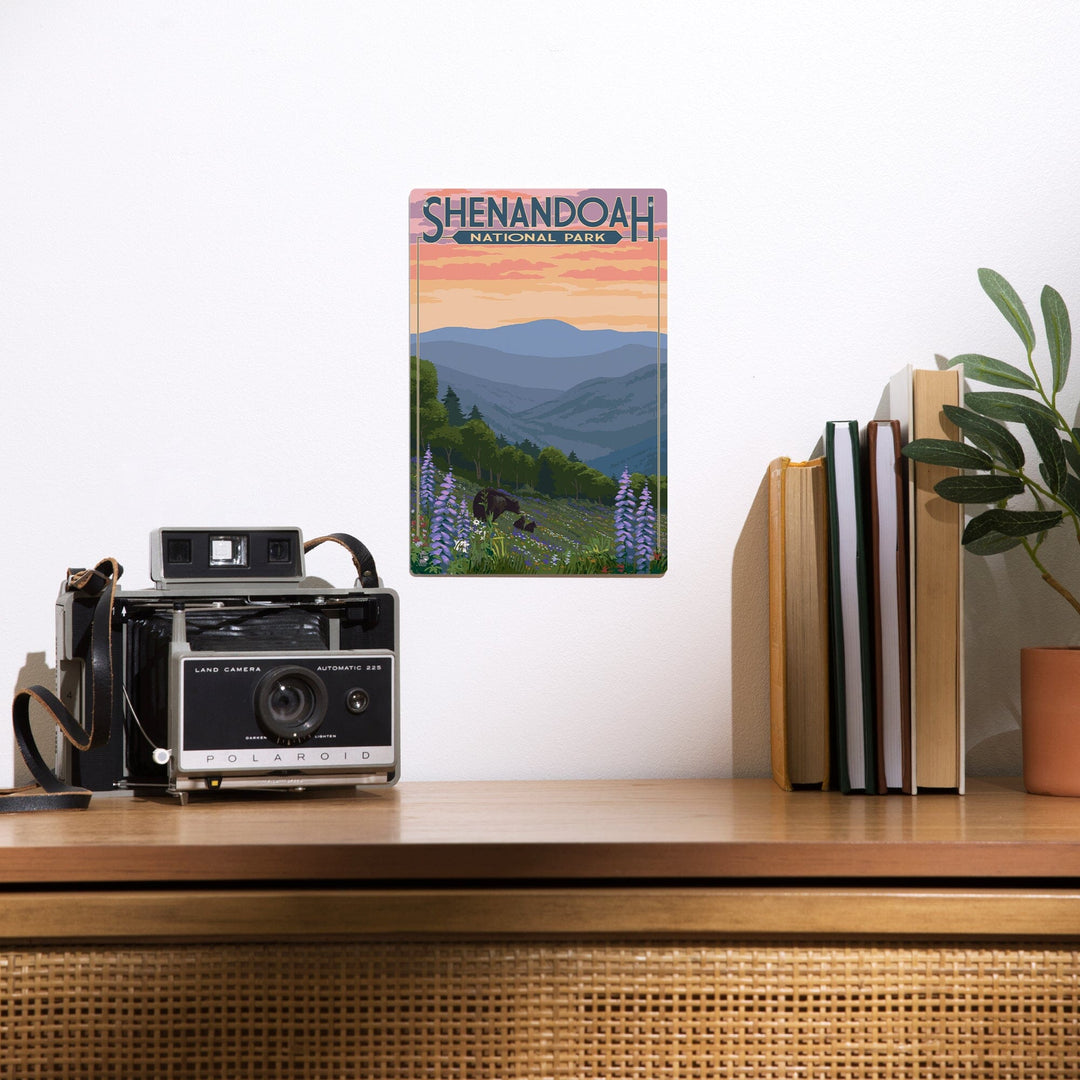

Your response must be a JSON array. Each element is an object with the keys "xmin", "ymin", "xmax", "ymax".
[
  {"xmin": 1041, "ymin": 284, "xmax": 1071, "ymax": 392},
  {"xmin": 934, "ymin": 474, "xmax": 1024, "ymax": 503},
  {"xmin": 942, "ymin": 404, "xmax": 1025, "ymax": 469},
  {"xmin": 945, "ymin": 353, "xmax": 1037, "ymax": 390},
  {"xmin": 1064, "ymin": 436, "xmax": 1080, "ymax": 477},
  {"xmin": 964, "ymin": 531, "xmax": 1026, "ymax": 556},
  {"xmin": 901, "ymin": 438, "xmax": 993, "ymax": 470},
  {"xmin": 1061, "ymin": 474, "xmax": 1080, "ymax": 517},
  {"xmin": 1026, "ymin": 416, "xmax": 1067, "ymax": 493},
  {"xmin": 979, "ymin": 268, "xmax": 1035, "ymax": 352},
  {"xmin": 963, "ymin": 507, "xmax": 1063, "ymax": 543},
  {"xmin": 964, "ymin": 390, "xmax": 1059, "ymax": 427}
]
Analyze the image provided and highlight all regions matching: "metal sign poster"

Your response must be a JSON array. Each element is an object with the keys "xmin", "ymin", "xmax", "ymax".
[{"xmin": 409, "ymin": 188, "xmax": 667, "ymax": 576}]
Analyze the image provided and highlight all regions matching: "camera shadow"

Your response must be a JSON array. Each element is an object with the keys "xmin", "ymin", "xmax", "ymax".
[{"xmin": 12, "ymin": 652, "xmax": 56, "ymax": 787}]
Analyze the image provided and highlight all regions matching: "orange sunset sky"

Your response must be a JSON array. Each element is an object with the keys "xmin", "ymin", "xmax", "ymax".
[{"xmin": 409, "ymin": 188, "xmax": 667, "ymax": 334}]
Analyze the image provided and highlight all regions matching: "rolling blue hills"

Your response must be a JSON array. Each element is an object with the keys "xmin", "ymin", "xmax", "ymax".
[
  {"xmin": 435, "ymin": 362, "xmax": 667, "ymax": 476},
  {"xmin": 412, "ymin": 318, "xmax": 666, "ymax": 391}
]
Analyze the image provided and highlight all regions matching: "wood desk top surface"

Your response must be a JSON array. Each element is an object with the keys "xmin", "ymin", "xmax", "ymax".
[{"xmin": 1, "ymin": 777, "xmax": 1078, "ymax": 885}]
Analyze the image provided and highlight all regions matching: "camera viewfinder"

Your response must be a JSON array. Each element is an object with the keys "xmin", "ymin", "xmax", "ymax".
[
  {"xmin": 153, "ymin": 527, "xmax": 306, "ymax": 583},
  {"xmin": 209, "ymin": 534, "xmax": 249, "ymax": 568},
  {"xmin": 267, "ymin": 538, "xmax": 292, "ymax": 564},
  {"xmin": 167, "ymin": 538, "xmax": 193, "ymax": 565}
]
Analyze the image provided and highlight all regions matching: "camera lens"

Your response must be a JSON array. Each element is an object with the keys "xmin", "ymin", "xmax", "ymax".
[{"xmin": 254, "ymin": 666, "xmax": 328, "ymax": 744}]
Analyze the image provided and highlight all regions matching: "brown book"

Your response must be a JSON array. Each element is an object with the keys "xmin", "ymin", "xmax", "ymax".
[
  {"xmin": 768, "ymin": 456, "xmax": 831, "ymax": 790},
  {"xmin": 889, "ymin": 366, "xmax": 964, "ymax": 792}
]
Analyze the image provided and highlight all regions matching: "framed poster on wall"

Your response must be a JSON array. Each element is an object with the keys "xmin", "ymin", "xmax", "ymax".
[{"xmin": 410, "ymin": 188, "xmax": 667, "ymax": 576}]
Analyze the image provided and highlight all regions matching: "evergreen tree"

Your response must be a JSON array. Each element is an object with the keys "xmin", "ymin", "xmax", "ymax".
[
  {"xmin": 467, "ymin": 403, "xmax": 485, "ymax": 423},
  {"xmin": 442, "ymin": 385, "xmax": 465, "ymax": 427}
]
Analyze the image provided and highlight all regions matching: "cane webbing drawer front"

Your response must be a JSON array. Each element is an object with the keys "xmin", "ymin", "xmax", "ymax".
[
  {"xmin": 2, "ymin": 939, "xmax": 1078, "ymax": 1079},
  {"xmin": 3, "ymin": 781, "xmax": 1080, "ymax": 1077}
]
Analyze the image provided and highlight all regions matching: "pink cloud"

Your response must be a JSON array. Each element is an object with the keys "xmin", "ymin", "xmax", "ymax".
[
  {"xmin": 560, "ymin": 265, "xmax": 663, "ymax": 281},
  {"xmin": 417, "ymin": 257, "xmax": 556, "ymax": 281}
]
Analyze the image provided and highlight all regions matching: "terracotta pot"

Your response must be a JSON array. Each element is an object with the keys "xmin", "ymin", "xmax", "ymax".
[{"xmin": 1021, "ymin": 647, "xmax": 1080, "ymax": 796}]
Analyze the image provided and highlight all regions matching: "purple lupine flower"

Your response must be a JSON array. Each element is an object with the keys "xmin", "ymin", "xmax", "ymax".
[
  {"xmin": 614, "ymin": 468, "xmax": 636, "ymax": 565},
  {"xmin": 429, "ymin": 471, "xmax": 457, "ymax": 567},
  {"xmin": 418, "ymin": 445, "xmax": 435, "ymax": 514},
  {"xmin": 634, "ymin": 483, "xmax": 656, "ymax": 572},
  {"xmin": 454, "ymin": 497, "xmax": 472, "ymax": 553}
]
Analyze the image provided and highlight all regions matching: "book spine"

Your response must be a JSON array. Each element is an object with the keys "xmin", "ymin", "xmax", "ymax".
[{"xmin": 767, "ymin": 457, "xmax": 793, "ymax": 791}]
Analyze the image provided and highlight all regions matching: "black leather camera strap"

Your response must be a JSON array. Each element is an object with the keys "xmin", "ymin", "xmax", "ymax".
[
  {"xmin": 1, "ymin": 558, "xmax": 122, "ymax": 813},
  {"xmin": 303, "ymin": 533, "xmax": 379, "ymax": 589}
]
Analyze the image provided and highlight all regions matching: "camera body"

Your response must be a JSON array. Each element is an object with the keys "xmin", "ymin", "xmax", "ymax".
[{"xmin": 56, "ymin": 528, "xmax": 398, "ymax": 800}]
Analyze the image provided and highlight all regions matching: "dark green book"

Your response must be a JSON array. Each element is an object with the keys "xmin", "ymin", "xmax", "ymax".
[{"xmin": 824, "ymin": 420, "xmax": 879, "ymax": 794}]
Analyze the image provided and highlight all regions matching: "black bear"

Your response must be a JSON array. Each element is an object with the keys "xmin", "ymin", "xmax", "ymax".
[{"xmin": 472, "ymin": 488, "xmax": 520, "ymax": 522}]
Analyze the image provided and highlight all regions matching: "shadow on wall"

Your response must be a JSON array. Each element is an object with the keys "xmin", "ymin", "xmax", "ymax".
[
  {"xmin": 963, "ymin": 527, "xmax": 1080, "ymax": 776},
  {"xmin": 730, "ymin": 470, "xmax": 771, "ymax": 778},
  {"xmin": 12, "ymin": 652, "xmax": 55, "ymax": 787}
]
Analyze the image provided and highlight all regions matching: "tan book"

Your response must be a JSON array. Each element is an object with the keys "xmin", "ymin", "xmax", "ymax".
[
  {"xmin": 768, "ymin": 456, "xmax": 831, "ymax": 790},
  {"xmin": 893, "ymin": 366, "xmax": 965, "ymax": 792}
]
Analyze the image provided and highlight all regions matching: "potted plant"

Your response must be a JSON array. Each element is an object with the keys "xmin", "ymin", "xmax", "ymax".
[{"xmin": 902, "ymin": 268, "xmax": 1080, "ymax": 795}]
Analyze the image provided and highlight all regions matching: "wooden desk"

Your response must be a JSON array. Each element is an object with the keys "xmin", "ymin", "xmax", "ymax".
[{"xmin": 1, "ymin": 778, "xmax": 1078, "ymax": 1077}]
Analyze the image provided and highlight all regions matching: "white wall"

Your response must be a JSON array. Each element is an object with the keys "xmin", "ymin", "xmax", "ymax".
[{"xmin": 4, "ymin": 1, "xmax": 1080, "ymax": 788}]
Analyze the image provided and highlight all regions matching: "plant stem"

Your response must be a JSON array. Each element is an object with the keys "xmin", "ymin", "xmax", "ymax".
[
  {"xmin": 1028, "ymin": 346, "xmax": 1049, "ymax": 401},
  {"xmin": 1041, "ymin": 571, "xmax": 1080, "ymax": 618},
  {"xmin": 1023, "ymin": 538, "xmax": 1080, "ymax": 616}
]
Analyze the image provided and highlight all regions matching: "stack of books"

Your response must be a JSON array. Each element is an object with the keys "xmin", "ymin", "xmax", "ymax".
[{"xmin": 768, "ymin": 365, "xmax": 964, "ymax": 794}]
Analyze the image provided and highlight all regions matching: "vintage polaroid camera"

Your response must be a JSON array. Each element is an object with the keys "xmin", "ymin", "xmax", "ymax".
[{"xmin": 56, "ymin": 527, "xmax": 398, "ymax": 801}]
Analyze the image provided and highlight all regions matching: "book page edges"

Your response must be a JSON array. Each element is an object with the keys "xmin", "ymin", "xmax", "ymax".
[{"xmin": 767, "ymin": 456, "xmax": 830, "ymax": 791}]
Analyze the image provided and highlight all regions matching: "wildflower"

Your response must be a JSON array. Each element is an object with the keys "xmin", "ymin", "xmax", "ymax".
[
  {"xmin": 455, "ymin": 498, "xmax": 472, "ymax": 552},
  {"xmin": 429, "ymin": 471, "xmax": 458, "ymax": 567},
  {"xmin": 614, "ymin": 468, "xmax": 636, "ymax": 565},
  {"xmin": 635, "ymin": 483, "xmax": 657, "ymax": 572},
  {"xmin": 418, "ymin": 445, "xmax": 435, "ymax": 515}
]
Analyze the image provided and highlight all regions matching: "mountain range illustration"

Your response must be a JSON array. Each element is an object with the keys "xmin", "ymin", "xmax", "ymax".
[
  {"xmin": 413, "ymin": 320, "xmax": 666, "ymax": 475},
  {"xmin": 411, "ymin": 318, "xmax": 667, "ymax": 391}
]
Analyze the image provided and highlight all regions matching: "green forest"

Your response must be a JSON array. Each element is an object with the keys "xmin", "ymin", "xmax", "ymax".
[{"xmin": 410, "ymin": 357, "xmax": 667, "ymax": 575}]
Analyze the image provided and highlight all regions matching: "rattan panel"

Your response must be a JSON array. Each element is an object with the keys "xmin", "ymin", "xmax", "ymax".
[{"xmin": 1, "ymin": 940, "xmax": 1077, "ymax": 1078}]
